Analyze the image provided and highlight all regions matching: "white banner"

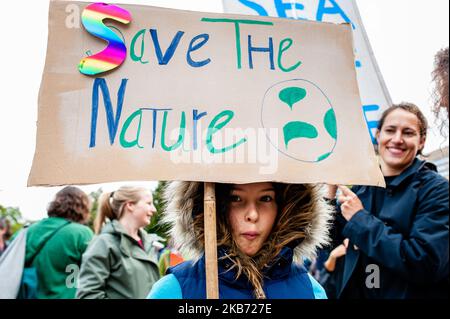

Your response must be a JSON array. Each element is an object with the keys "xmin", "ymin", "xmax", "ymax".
[{"xmin": 222, "ymin": 0, "xmax": 392, "ymax": 142}]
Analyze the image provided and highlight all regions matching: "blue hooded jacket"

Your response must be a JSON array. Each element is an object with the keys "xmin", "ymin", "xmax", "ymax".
[{"xmin": 149, "ymin": 247, "xmax": 326, "ymax": 299}]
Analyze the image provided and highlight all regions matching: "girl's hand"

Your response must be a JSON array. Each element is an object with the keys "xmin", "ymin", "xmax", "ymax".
[
  {"xmin": 329, "ymin": 243, "xmax": 347, "ymax": 259},
  {"xmin": 325, "ymin": 184, "xmax": 338, "ymax": 199}
]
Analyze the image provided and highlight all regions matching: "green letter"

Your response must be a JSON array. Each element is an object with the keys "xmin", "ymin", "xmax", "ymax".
[
  {"xmin": 206, "ymin": 110, "xmax": 247, "ymax": 154},
  {"xmin": 278, "ymin": 38, "xmax": 301, "ymax": 72},
  {"xmin": 120, "ymin": 109, "xmax": 144, "ymax": 148},
  {"xmin": 161, "ymin": 111, "xmax": 186, "ymax": 151},
  {"xmin": 130, "ymin": 29, "xmax": 148, "ymax": 64}
]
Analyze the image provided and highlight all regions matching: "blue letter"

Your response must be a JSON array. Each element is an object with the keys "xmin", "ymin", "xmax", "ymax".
[
  {"xmin": 90, "ymin": 78, "xmax": 128, "ymax": 148},
  {"xmin": 238, "ymin": 0, "xmax": 268, "ymax": 16},
  {"xmin": 187, "ymin": 34, "xmax": 211, "ymax": 68},
  {"xmin": 193, "ymin": 109, "xmax": 207, "ymax": 150},
  {"xmin": 316, "ymin": 0, "xmax": 354, "ymax": 29},
  {"xmin": 274, "ymin": 0, "xmax": 305, "ymax": 18},
  {"xmin": 248, "ymin": 35, "xmax": 275, "ymax": 70},
  {"xmin": 150, "ymin": 29, "xmax": 185, "ymax": 65},
  {"xmin": 362, "ymin": 104, "xmax": 380, "ymax": 144}
]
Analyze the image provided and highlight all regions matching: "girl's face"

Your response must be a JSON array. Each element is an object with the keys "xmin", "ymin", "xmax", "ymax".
[
  {"xmin": 128, "ymin": 191, "xmax": 157, "ymax": 228},
  {"xmin": 376, "ymin": 109, "xmax": 425, "ymax": 176},
  {"xmin": 228, "ymin": 182, "xmax": 278, "ymax": 257}
]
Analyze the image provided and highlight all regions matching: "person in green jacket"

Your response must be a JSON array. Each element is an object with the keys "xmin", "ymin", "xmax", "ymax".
[
  {"xmin": 24, "ymin": 186, "xmax": 94, "ymax": 299},
  {"xmin": 76, "ymin": 186, "xmax": 162, "ymax": 299}
]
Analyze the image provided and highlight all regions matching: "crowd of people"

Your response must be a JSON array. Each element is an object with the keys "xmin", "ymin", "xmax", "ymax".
[{"xmin": 0, "ymin": 47, "xmax": 448, "ymax": 300}]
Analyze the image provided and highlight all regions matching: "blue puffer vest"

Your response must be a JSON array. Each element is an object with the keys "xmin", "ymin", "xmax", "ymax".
[{"xmin": 168, "ymin": 247, "xmax": 316, "ymax": 299}]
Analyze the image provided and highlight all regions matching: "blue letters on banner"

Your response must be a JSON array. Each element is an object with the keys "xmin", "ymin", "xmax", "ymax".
[
  {"xmin": 150, "ymin": 29, "xmax": 185, "ymax": 65},
  {"xmin": 363, "ymin": 104, "xmax": 380, "ymax": 144},
  {"xmin": 90, "ymin": 78, "xmax": 128, "ymax": 148},
  {"xmin": 187, "ymin": 34, "xmax": 212, "ymax": 67},
  {"xmin": 238, "ymin": 0, "xmax": 269, "ymax": 16},
  {"xmin": 248, "ymin": 35, "xmax": 275, "ymax": 70}
]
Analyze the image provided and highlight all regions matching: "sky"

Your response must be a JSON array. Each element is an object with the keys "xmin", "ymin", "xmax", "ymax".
[{"xmin": 0, "ymin": 0, "xmax": 448, "ymax": 221}]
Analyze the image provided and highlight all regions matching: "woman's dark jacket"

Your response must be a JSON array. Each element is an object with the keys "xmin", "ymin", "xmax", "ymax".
[{"xmin": 333, "ymin": 159, "xmax": 449, "ymax": 299}]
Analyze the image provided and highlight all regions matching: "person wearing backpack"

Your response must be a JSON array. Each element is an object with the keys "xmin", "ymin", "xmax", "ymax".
[{"xmin": 23, "ymin": 186, "xmax": 93, "ymax": 298}]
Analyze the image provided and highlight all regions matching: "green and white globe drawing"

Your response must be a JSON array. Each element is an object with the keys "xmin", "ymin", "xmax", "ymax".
[{"xmin": 261, "ymin": 79, "xmax": 337, "ymax": 163}]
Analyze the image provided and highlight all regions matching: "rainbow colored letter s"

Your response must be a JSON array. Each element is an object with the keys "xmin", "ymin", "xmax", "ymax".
[{"xmin": 79, "ymin": 3, "xmax": 132, "ymax": 76}]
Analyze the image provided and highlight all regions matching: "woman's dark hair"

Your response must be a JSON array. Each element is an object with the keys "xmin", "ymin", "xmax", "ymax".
[
  {"xmin": 377, "ymin": 102, "xmax": 428, "ymax": 155},
  {"xmin": 47, "ymin": 186, "xmax": 91, "ymax": 224}
]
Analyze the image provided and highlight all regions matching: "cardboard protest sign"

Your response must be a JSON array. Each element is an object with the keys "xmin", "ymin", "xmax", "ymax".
[
  {"xmin": 223, "ymin": 0, "xmax": 392, "ymax": 143},
  {"xmin": 28, "ymin": 0, "xmax": 385, "ymax": 187}
]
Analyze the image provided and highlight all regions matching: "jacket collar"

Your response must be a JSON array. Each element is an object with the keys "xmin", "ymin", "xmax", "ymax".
[
  {"xmin": 388, "ymin": 158, "xmax": 427, "ymax": 188},
  {"xmin": 216, "ymin": 246, "xmax": 295, "ymax": 289},
  {"xmin": 107, "ymin": 220, "xmax": 159, "ymax": 265}
]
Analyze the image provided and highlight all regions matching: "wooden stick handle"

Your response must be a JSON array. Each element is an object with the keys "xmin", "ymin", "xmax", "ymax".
[{"xmin": 204, "ymin": 182, "xmax": 219, "ymax": 299}]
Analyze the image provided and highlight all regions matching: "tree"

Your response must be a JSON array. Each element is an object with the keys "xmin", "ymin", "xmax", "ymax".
[
  {"xmin": 87, "ymin": 188, "xmax": 103, "ymax": 232},
  {"xmin": 146, "ymin": 181, "xmax": 170, "ymax": 240},
  {"xmin": 0, "ymin": 205, "xmax": 25, "ymax": 235}
]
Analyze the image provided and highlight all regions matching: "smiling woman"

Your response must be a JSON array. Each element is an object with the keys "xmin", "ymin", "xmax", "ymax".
[
  {"xmin": 327, "ymin": 103, "xmax": 449, "ymax": 299},
  {"xmin": 376, "ymin": 102, "xmax": 428, "ymax": 176}
]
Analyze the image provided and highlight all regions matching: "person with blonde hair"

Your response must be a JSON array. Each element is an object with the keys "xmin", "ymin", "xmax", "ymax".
[{"xmin": 76, "ymin": 186, "xmax": 162, "ymax": 299}]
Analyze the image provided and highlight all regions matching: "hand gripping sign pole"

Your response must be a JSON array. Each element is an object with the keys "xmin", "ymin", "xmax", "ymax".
[{"xmin": 204, "ymin": 182, "xmax": 219, "ymax": 299}]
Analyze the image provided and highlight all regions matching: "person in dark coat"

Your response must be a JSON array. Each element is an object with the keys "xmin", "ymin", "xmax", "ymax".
[{"xmin": 328, "ymin": 102, "xmax": 449, "ymax": 299}]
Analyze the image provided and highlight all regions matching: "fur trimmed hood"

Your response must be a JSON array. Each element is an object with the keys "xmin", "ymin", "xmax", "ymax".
[{"xmin": 162, "ymin": 181, "xmax": 333, "ymax": 263}]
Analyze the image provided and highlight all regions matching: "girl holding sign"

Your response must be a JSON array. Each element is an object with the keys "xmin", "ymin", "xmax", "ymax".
[
  {"xmin": 76, "ymin": 186, "xmax": 163, "ymax": 299},
  {"xmin": 148, "ymin": 182, "xmax": 332, "ymax": 299},
  {"xmin": 328, "ymin": 103, "xmax": 449, "ymax": 299}
]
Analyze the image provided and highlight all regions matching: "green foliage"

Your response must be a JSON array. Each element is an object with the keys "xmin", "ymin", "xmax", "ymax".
[
  {"xmin": 146, "ymin": 181, "xmax": 170, "ymax": 240},
  {"xmin": 87, "ymin": 188, "xmax": 103, "ymax": 232},
  {"xmin": 0, "ymin": 205, "xmax": 25, "ymax": 236}
]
